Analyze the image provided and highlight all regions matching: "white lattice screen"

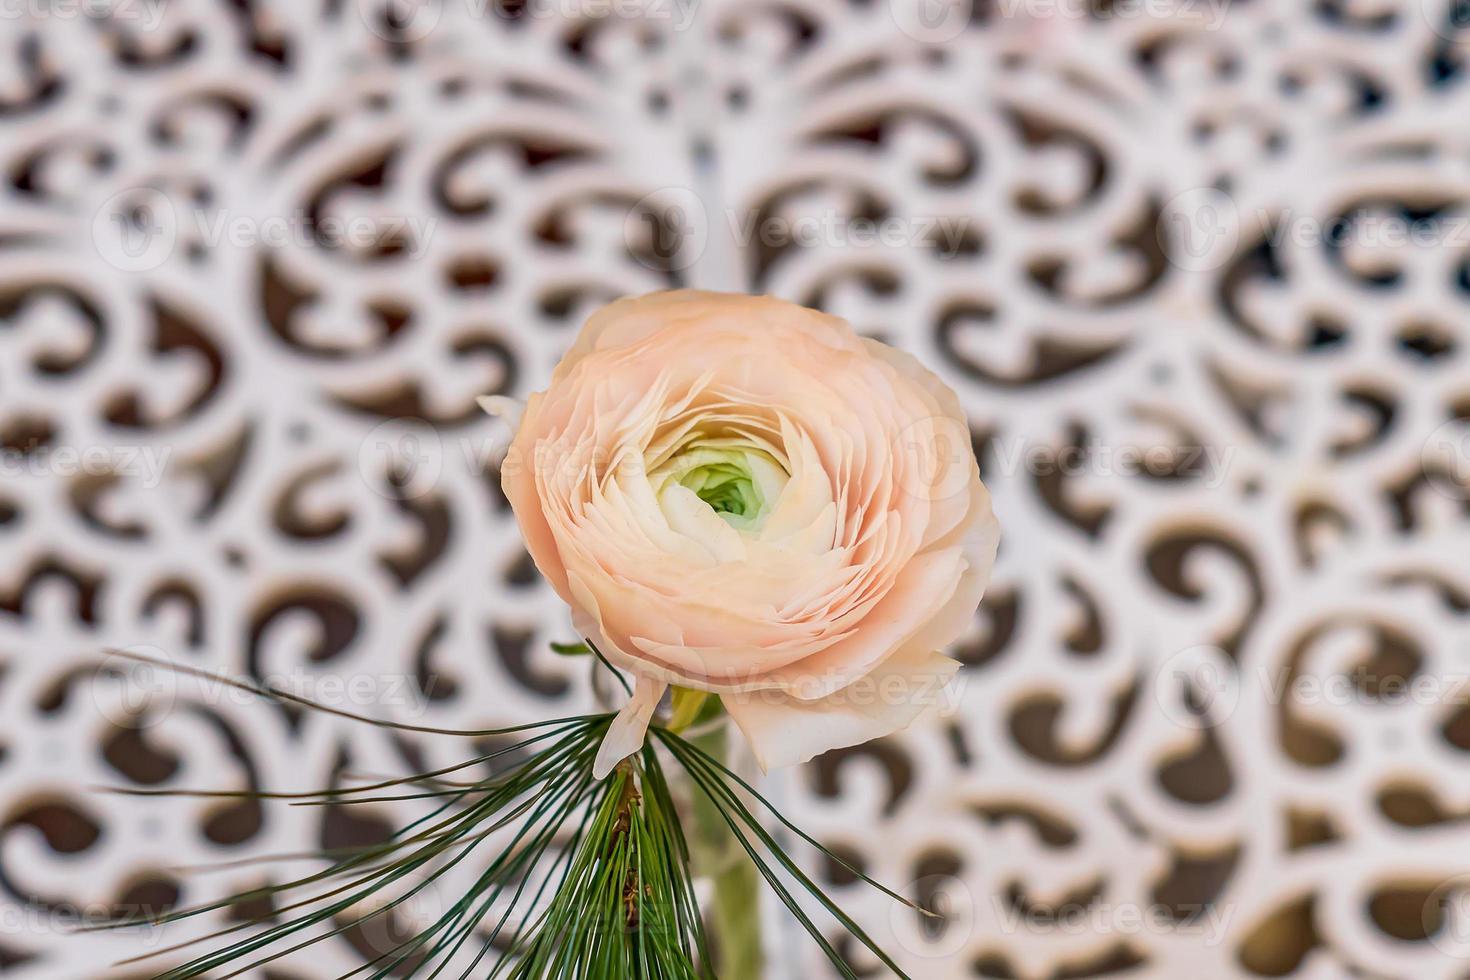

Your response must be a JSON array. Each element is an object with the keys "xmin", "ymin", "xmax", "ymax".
[{"xmin": 3, "ymin": 1, "xmax": 1470, "ymax": 977}]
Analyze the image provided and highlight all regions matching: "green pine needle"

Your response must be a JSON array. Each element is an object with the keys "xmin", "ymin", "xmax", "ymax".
[{"xmin": 91, "ymin": 650, "xmax": 918, "ymax": 979}]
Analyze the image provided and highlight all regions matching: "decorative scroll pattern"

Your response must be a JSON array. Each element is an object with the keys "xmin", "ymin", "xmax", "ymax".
[{"xmin": 2, "ymin": 1, "xmax": 1470, "ymax": 977}]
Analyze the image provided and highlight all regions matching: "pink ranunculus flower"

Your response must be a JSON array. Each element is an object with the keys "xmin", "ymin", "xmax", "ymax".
[{"xmin": 485, "ymin": 290, "xmax": 999, "ymax": 777}]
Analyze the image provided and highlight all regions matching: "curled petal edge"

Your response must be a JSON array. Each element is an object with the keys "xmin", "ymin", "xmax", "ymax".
[{"xmin": 720, "ymin": 647, "xmax": 962, "ymax": 772}]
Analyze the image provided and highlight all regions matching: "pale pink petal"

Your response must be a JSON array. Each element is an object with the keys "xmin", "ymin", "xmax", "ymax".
[
  {"xmin": 761, "ymin": 546, "xmax": 966, "ymax": 698},
  {"xmin": 898, "ymin": 483, "xmax": 1000, "ymax": 658},
  {"xmin": 722, "ymin": 648, "xmax": 962, "ymax": 771},
  {"xmin": 593, "ymin": 675, "xmax": 667, "ymax": 779},
  {"xmin": 475, "ymin": 394, "xmax": 525, "ymax": 431}
]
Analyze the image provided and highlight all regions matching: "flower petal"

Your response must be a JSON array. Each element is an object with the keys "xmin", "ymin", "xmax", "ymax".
[
  {"xmin": 593, "ymin": 675, "xmax": 667, "ymax": 779},
  {"xmin": 476, "ymin": 394, "xmax": 525, "ymax": 431},
  {"xmin": 721, "ymin": 647, "xmax": 961, "ymax": 771}
]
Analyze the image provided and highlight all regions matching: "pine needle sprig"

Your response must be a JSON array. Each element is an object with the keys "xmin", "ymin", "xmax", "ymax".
[
  {"xmin": 654, "ymin": 729, "xmax": 929, "ymax": 980},
  {"xmin": 89, "ymin": 651, "xmax": 924, "ymax": 979},
  {"xmin": 491, "ymin": 745, "xmax": 712, "ymax": 980},
  {"xmin": 110, "ymin": 719, "xmax": 612, "ymax": 979}
]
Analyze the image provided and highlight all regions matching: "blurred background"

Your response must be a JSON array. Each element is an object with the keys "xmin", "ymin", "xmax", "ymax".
[{"xmin": 4, "ymin": 0, "xmax": 1470, "ymax": 977}]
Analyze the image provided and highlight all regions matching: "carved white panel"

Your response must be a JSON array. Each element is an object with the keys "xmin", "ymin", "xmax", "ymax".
[{"xmin": 2, "ymin": 1, "xmax": 1469, "ymax": 978}]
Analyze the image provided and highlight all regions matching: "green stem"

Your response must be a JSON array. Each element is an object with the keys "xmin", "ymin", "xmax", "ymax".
[{"xmin": 687, "ymin": 706, "xmax": 763, "ymax": 980}]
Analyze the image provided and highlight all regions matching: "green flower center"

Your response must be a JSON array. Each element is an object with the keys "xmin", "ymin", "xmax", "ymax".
[
  {"xmin": 650, "ymin": 444, "xmax": 788, "ymax": 533},
  {"xmin": 684, "ymin": 461, "xmax": 758, "ymax": 516}
]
